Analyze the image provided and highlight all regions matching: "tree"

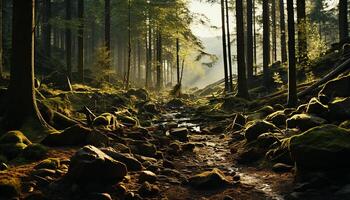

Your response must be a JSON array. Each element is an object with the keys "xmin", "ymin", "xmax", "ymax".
[
  {"xmin": 77, "ymin": 0, "xmax": 84, "ymax": 82},
  {"xmin": 42, "ymin": 0, "xmax": 51, "ymax": 59},
  {"xmin": 297, "ymin": 0, "xmax": 307, "ymax": 66},
  {"xmin": 220, "ymin": 0, "xmax": 229, "ymax": 93},
  {"xmin": 339, "ymin": 0, "xmax": 348, "ymax": 43},
  {"xmin": 0, "ymin": 0, "xmax": 2, "ymax": 78},
  {"xmin": 225, "ymin": 0, "xmax": 233, "ymax": 92},
  {"xmin": 263, "ymin": 0, "xmax": 271, "ymax": 89},
  {"xmin": 5, "ymin": 0, "xmax": 49, "ymax": 132},
  {"xmin": 156, "ymin": 30, "xmax": 162, "ymax": 90},
  {"xmin": 236, "ymin": 0, "xmax": 249, "ymax": 99},
  {"xmin": 246, "ymin": 0, "xmax": 254, "ymax": 81},
  {"xmin": 272, "ymin": 0, "xmax": 277, "ymax": 62},
  {"xmin": 279, "ymin": 0, "xmax": 287, "ymax": 63},
  {"xmin": 65, "ymin": 0, "xmax": 72, "ymax": 80},
  {"xmin": 287, "ymin": 0, "xmax": 297, "ymax": 106},
  {"xmin": 105, "ymin": 0, "xmax": 111, "ymax": 51}
]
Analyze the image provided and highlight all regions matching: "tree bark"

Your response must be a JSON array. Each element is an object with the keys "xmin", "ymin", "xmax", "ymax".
[
  {"xmin": 220, "ymin": 0, "xmax": 229, "ymax": 93},
  {"xmin": 246, "ymin": 0, "xmax": 254, "ymax": 81},
  {"xmin": 263, "ymin": 0, "xmax": 271, "ymax": 88},
  {"xmin": 5, "ymin": 0, "xmax": 48, "ymax": 131},
  {"xmin": 279, "ymin": 0, "xmax": 287, "ymax": 63},
  {"xmin": 156, "ymin": 30, "xmax": 162, "ymax": 90},
  {"xmin": 236, "ymin": 0, "xmax": 249, "ymax": 99},
  {"xmin": 0, "ymin": 0, "xmax": 3, "ymax": 78},
  {"xmin": 65, "ymin": 0, "xmax": 72, "ymax": 80},
  {"xmin": 297, "ymin": 0, "xmax": 308, "ymax": 66},
  {"xmin": 272, "ymin": 0, "xmax": 277, "ymax": 62},
  {"xmin": 225, "ymin": 0, "xmax": 233, "ymax": 92},
  {"xmin": 105, "ymin": 0, "xmax": 111, "ymax": 51},
  {"xmin": 42, "ymin": 0, "xmax": 51, "ymax": 59},
  {"xmin": 77, "ymin": 0, "xmax": 84, "ymax": 83},
  {"xmin": 287, "ymin": 0, "xmax": 297, "ymax": 107},
  {"xmin": 176, "ymin": 37, "xmax": 180, "ymax": 85},
  {"xmin": 126, "ymin": 0, "xmax": 131, "ymax": 89},
  {"xmin": 339, "ymin": 0, "xmax": 348, "ymax": 43}
]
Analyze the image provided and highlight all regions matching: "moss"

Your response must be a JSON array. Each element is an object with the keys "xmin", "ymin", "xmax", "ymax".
[
  {"xmin": 22, "ymin": 143, "xmax": 48, "ymax": 161},
  {"xmin": 0, "ymin": 177, "xmax": 21, "ymax": 198},
  {"xmin": 34, "ymin": 158, "xmax": 60, "ymax": 170},
  {"xmin": 0, "ymin": 131, "xmax": 32, "ymax": 145},
  {"xmin": 286, "ymin": 114, "xmax": 326, "ymax": 131},
  {"xmin": 244, "ymin": 120, "xmax": 278, "ymax": 142}
]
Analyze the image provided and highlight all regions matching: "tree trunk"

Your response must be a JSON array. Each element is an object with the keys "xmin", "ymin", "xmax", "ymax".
[
  {"xmin": 272, "ymin": 0, "xmax": 277, "ymax": 62},
  {"xmin": 220, "ymin": 0, "xmax": 229, "ymax": 93},
  {"xmin": 279, "ymin": 0, "xmax": 287, "ymax": 63},
  {"xmin": 65, "ymin": 0, "xmax": 72, "ymax": 80},
  {"xmin": 156, "ymin": 30, "xmax": 162, "ymax": 90},
  {"xmin": 225, "ymin": 0, "xmax": 233, "ymax": 92},
  {"xmin": 146, "ymin": 22, "xmax": 152, "ymax": 88},
  {"xmin": 236, "ymin": 0, "xmax": 249, "ymax": 99},
  {"xmin": 253, "ymin": 0, "xmax": 257, "ymax": 69},
  {"xmin": 137, "ymin": 41, "xmax": 141, "ymax": 81},
  {"xmin": 5, "ymin": 0, "xmax": 49, "ymax": 131},
  {"xmin": 297, "ymin": 0, "xmax": 307, "ymax": 66},
  {"xmin": 126, "ymin": 0, "xmax": 131, "ymax": 89},
  {"xmin": 263, "ymin": 0, "xmax": 271, "ymax": 88},
  {"xmin": 246, "ymin": 0, "xmax": 254, "ymax": 80},
  {"xmin": 42, "ymin": 0, "xmax": 51, "ymax": 59},
  {"xmin": 176, "ymin": 38, "xmax": 180, "ymax": 85},
  {"xmin": 287, "ymin": 0, "xmax": 297, "ymax": 107},
  {"xmin": 77, "ymin": 0, "xmax": 84, "ymax": 83},
  {"xmin": 339, "ymin": 0, "xmax": 348, "ymax": 43},
  {"xmin": 105, "ymin": 0, "xmax": 110, "ymax": 51},
  {"xmin": 0, "ymin": 0, "xmax": 2, "ymax": 78}
]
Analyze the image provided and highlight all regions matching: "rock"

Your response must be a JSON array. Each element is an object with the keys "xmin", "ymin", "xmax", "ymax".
[
  {"xmin": 23, "ymin": 144, "xmax": 48, "ymax": 160},
  {"xmin": 188, "ymin": 168, "xmax": 230, "ymax": 189},
  {"xmin": 286, "ymin": 114, "xmax": 326, "ymax": 131},
  {"xmin": 125, "ymin": 192, "xmax": 142, "ymax": 200},
  {"xmin": 170, "ymin": 127, "xmax": 189, "ymax": 142},
  {"xmin": 138, "ymin": 182, "xmax": 160, "ymax": 197},
  {"xmin": 101, "ymin": 147, "xmax": 142, "ymax": 171},
  {"xmin": 237, "ymin": 147, "xmax": 263, "ymax": 164},
  {"xmin": 181, "ymin": 143, "xmax": 195, "ymax": 152},
  {"xmin": 221, "ymin": 96, "xmax": 249, "ymax": 112},
  {"xmin": 340, "ymin": 120, "xmax": 350, "ymax": 129},
  {"xmin": 244, "ymin": 120, "xmax": 277, "ymax": 142},
  {"xmin": 31, "ymin": 169, "xmax": 56, "ymax": 177},
  {"xmin": 266, "ymin": 139, "xmax": 293, "ymax": 165},
  {"xmin": 35, "ymin": 158, "xmax": 60, "ymax": 170},
  {"xmin": 167, "ymin": 142, "xmax": 182, "ymax": 155},
  {"xmin": 111, "ymin": 143, "xmax": 131, "ymax": 153},
  {"xmin": 289, "ymin": 125, "xmax": 350, "ymax": 175},
  {"xmin": 92, "ymin": 113, "xmax": 118, "ymax": 130},
  {"xmin": 85, "ymin": 193, "xmax": 113, "ymax": 200},
  {"xmin": 223, "ymin": 195, "xmax": 234, "ymax": 200},
  {"xmin": 272, "ymin": 163, "xmax": 294, "ymax": 173},
  {"xmin": 0, "ymin": 142, "xmax": 27, "ymax": 160},
  {"xmin": 67, "ymin": 145, "xmax": 127, "ymax": 184},
  {"xmin": 86, "ymin": 131, "xmax": 110, "ymax": 147},
  {"xmin": 266, "ymin": 111, "xmax": 287, "ymax": 127},
  {"xmin": 116, "ymin": 114, "xmax": 138, "ymax": 127},
  {"xmin": 166, "ymin": 98, "xmax": 185, "ymax": 108},
  {"xmin": 139, "ymin": 170, "xmax": 157, "ymax": 183},
  {"xmin": 163, "ymin": 159, "xmax": 175, "ymax": 169},
  {"xmin": 0, "ymin": 130, "xmax": 31, "ymax": 145},
  {"xmin": 328, "ymin": 97, "xmax": 350, "ymax": 121},
  {"xmin": 0, "ymin": 177, "xmax": 21, "ymax": 199},
  {"xmin": 0, "ymin": 162, "xmax": 8, "ymax": 171},
  {"xmin": 319, "ymin": 74, "xmax": 350, "ymax": 99},
  {"xmin": 143, "ymin": 103, "xmax": 158, "ymax": 114},
  {"xmin": 257, "ymin": 133, "xmax": 280, "ymax": 148},
  {"xmin": 126, "ymin": 88, "xmax": 149, "ymax": 101},
  {"xmin": 42, "ymin": 124, "xmax": 92, "ymax": 146},
  {"xmin": 256, "ymin": 106, "xmax": 275, "ymax": 116},
  {"xmin": 306, "ymin": 97, "xmax": 329, "ymax": 118},
  {"xmin": 130, "ymin": 141, "xmax": 157, "ymax": 158}
]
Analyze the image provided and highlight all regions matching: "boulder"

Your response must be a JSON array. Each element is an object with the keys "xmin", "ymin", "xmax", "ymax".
[
  {"xmin": 86, "ymin": 131, "xmax": 110, "ymax": 147},
  {"xmin": 126, "ymin": 88, "xmax": 149, "ymax": 101},
  {"xmin": 266, "ymin": 138, "xmax": 293, "ymax": 165},
  {"xmin": 286, "ymin": 114, "xmax": 326, "ymax": 131},
  {"xmin": 139, "ymin": 170, "xmax": 157, "ymax": 183},
  {"xmin": 319, "ymin": 74, "xmax": 350, "ymax": 99},
  {"xmin": 244, "ymin": 120, "xmax": 277, "ymax": 142},
  {"xmin": 23, "ymin": 144, "xmax": 48, "ymax": 160},
  {"xmin": 306, "ymin": 97, "xmax": 329, "ymax": 118},
  {"xmin": 265, "ymin": 111, "xmax": 287, "ymax": 127},
  {"xmin": 272, "ymin": 163, "xmax": 293, "ymax": 173},
  {"xmin": 328, "ymin": 97, "xmax": 350, "ymax": 121},
  {"xmin": 0, "ymin": 177, "xmax": 21, "ymax": 199},
  {"xmin": 257, "ymin": 133, "xmax": 280, "ymax": 148},
  {"xmin": 166, "ymin": 98, "xmax": 185, "ymax": 108},
  {"xmin": 170, "ymin": 127, "xmax": 189, "ymax": 142},
  {"xmin": 143, "ymin": 103, "xmax": 158, "ymax": 114},
  {"xmin": 35, "ymin": 158, "xmax": 60, "ymax": 170},
  {"xmin": 92, "ymin": 113, "xmax": 118, "ymax": 130},
  {"xmin": 67, "ymin": 145, "xmax": 127, "ymax": 184},
  {"xmin": 138, "ymin": 182, "xmax": 160, "ymax": 197},
  {"xmin": 0, "ymin": 130, "xmax": 31, "ymax": 145},
  {"xmin": 0, "ymin": 143, "xmax": 27, "ymax": 160},
  {"xmin": 130, "ymin": 141, "xmax": 157, "ymax": 157},
  {"xmin": 188, "ymin": 168, "xmax": 230, "ymax": 189},
  {"xmin": 101, "ymin": 147, "xmax": 142, "ymax": 171},
  {"xmin": 42, "ymin": 124, "xmax": 92, "ymax": 146},
  {"xmin": 289, "ymin": 125, "xmax": 350, "ymax": 174}
]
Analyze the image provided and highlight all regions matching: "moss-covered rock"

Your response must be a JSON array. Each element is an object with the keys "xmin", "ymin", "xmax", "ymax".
[
  {"xmin": 319, "ymin": 74, "xmax": 350, "ymax": 99},
  {"xmin": 257, "ymin": 132, "xmax": 280, "ymax": 148},
  {"xmin": 255, "ymin": 106, "xmax": 275, "ymax": 116},
  {"xmin": 340, "ymin": 120, "xmax": 350, "ymax": 129},
  {"xmin": 244, "ymin": 120, "xmax": 278, "ymax": 142},
  {"xmin": 35, "ymin": 158, "xmax": 60, "ymax": 170},
  {"xmin": 188, "ymin": 168, "xmax": 230, "ymax": 189},
  {"xmin": 0, "ymin": 130, "xmax": 32, "ymax": 145},
  {"xmin": 0, "ymin": 177, "xmax": 21, "ymax": 198},
  {"xmin": 126, "ymin": 88, "xmax": 149, "ymax": 101},
  {"xmin": 265, "ymin": 111, "xmax": 287, "ymax": 127},
  {"xmin": 166, "ymin": 98, "xmax": 185, "ymax": 108},
  {"xmin": 42, "ymin": 124, "xmax": 92, "ymax": 146},
  {"xmin": 289, "ymin": 125, "xmax": 350, "ymax": 173},
  {"xmin": 306, "ymin": 97, "xmax": 329, "ymax": 118},
  {"xmin": 266, "ymin": 138, "xmax": 293, "ymax": 165},
  {"xmin": 92, "ymin": 113, "xmax": 118, "ymax": 130},
  {"xmin": 328, "ymin": 97, "xmax": 350, "ymax": 121},
  {"xmin": 286, "ymin": 114, "xmax": 326, "ymax": 131},
  {"xmin": 142, "ymin": 103, "xmax": 158, "ymax": 114},
  {"xmin": 23, "ymin": 144, "xmax": 48, "ymax": 160},
  {"xmin": 0, "ymin": 143, "xmax": 27, "ymax": 160}
]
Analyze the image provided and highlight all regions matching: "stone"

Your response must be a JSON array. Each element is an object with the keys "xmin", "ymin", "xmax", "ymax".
[
  {"xmin": 143, "ymin": 103, "xmax": 158, "ymax": 114},
  {"xmin": 67, "ymin": 145, "xmax": 127, "ymax": 184},
  {"xmin": 163, "ymin": 159, "xmax": 175, "ymax": 169},
  {"xmin": 34, "ymin": 158, "xmax": 60, "ymax": 170},
  {"xmin": 0, "ymin": 162, "xmax": 8, "ymax": 171},
  {"xmin": 289, "ymin": 125, "xmax": 350, "ymax": 175},
  {"xmin": 328, "ymin": 97, "xmax": 350, "ymax": 121},
  {"xmin": 0, "ymin": 130, "xmax": 31, "ymax": 145},
  {"xmin": 126, "ymin": 88, "xmax": 149, "ymax": 101},
  {"xmin": 0, "ymin": 142, "xmax": 27, "ymax": 160},
  {"xmin": 166, "ymin": 98, "xmax": 185, "ymax": 108},
  {"xmin": 266, "ymin": 111, "xmax": 287, "ymax": 127},
  {"xmin": 138, "ymin": 182, "xmax": 160, "ymax": 197},
  {"xmin": 266, "ymin": 139, "xmax": 293, "ymax": 165},
  {"xmin": 130, "ymin": 141, "xmax": 157, "ymax": 158},
  {"xmin": 85, "ymin": 193, "xmax": 113, "ymax": 200},
  {"xmin": 139, "ymin": 170, "xmax": 157, "ymax": 183},
  {"xmin": 306, "ymin": 97, "xmax": 329, "ymax": 118},
  {"xmin": 340, "ymin": 120, "xmax": 350, "ymax": 129},
  {"xmin": 92, "ymin": 113, "xmax": 118, "ymax": 130},
  {"xmin": 86, "ymin": 131, "xmax": 110, "ymax": 147},
  {"xmin": 0, "ymin": 177, "xmax": 21, "ymax": 199},
  {"xmin": 170, "ymin": 127, "xmax": 189, "ymax": 142},
  {"xmin": 319, "ymin": 74, "xmax": 350, "ymax": 99},
  {"xmin": 101, "ymin": 147, "xmax": 142, "ymax": 171},
  {"xmin": 257, "ymin": 132, "xmax": 280, "ymax": 148},
  {"xmin": 31, "ymin": 169, "xmax": 56, "ymax": 177},
  {"xmin": 272, "ymin": 163, "xmax": 294, "ymax": 173},
  {"xmin": 237, "ymin": 147, "xmax": 263, "ymax": 164},
  {"xmin": 286, "ymin": 114, "xmax": 326, "ymax": 131},
  {"xmin": 244, "ymin": 120, "xmax": 277, "ymax": 142},
  {"xmin": 23, "ymin": 143, "xmax": 48, "ymax": 161},
  {"xmin": 188, "ymin": 168, "xmax": 230, "ymax": 189},
  {"xmin": 42, "ymin": 124, "xmax": 92, "ymax": 146}
]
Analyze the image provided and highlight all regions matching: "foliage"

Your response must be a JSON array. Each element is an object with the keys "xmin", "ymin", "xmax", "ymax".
[{"xmin": 93, "ymin": 46, "xmax": 114, "ymax": 83}]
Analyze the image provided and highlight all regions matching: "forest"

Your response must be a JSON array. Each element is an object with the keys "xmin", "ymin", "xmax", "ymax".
[{"xmin": 0, "ymin": 0, "xmax": 350, "ymax": 199}]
